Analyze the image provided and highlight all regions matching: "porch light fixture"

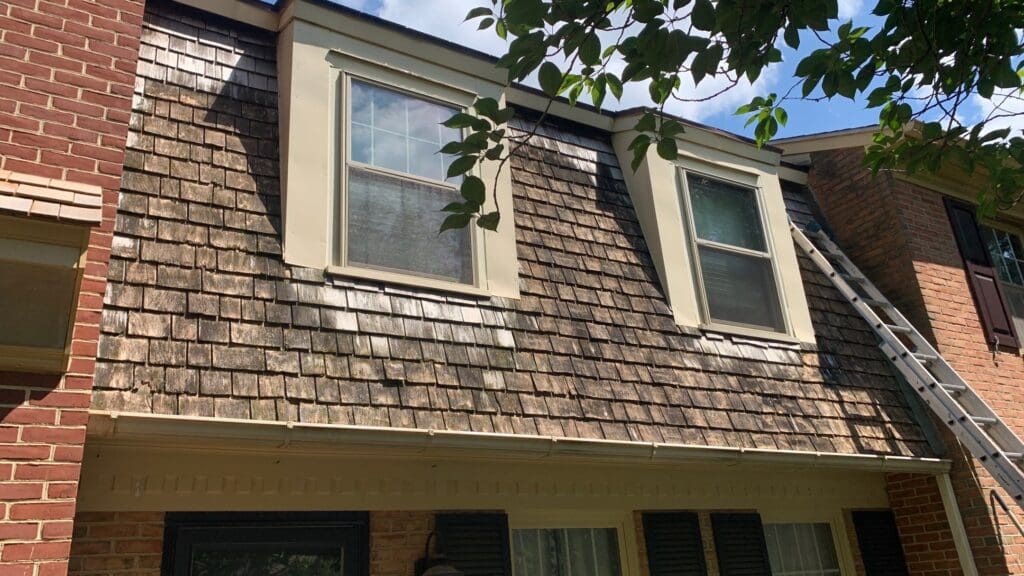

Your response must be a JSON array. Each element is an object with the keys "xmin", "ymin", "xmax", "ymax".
[{"xmin": 414, "ymin": 532, "xmax": 463, "ymax": 576}]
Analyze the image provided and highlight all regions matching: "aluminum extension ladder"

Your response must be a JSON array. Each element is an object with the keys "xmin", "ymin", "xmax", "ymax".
[{"xmin": 792, "ymin": 221, "xmax": 1024, "ymax": 509}]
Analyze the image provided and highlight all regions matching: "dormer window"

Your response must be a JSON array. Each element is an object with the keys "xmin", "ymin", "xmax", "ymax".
[
  {"xmin": 681, "ymin": 172, "xmax": 785, "ymax": 333},
  {"xmin": 344, "ymin": 79, "xmax": 474, "ymax": 285}
]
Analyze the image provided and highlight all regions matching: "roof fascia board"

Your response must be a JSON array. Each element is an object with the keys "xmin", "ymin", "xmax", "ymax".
[
  {"xmin": 87, "ymin": 411, "xmax": 950, "ymax": 474},
  {"xmin": 775, "ymin": 128, "xmax": 876, "ymax": 156},
  {"xmin": 613, "ymin": 110, "xmax": 782, "ymax": 167},
  {"xmin": 173, "ymin": 0, "xmax": 279, "ymax": 30}
]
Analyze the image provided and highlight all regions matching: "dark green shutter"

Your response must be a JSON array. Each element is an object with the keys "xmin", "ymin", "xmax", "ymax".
[
  {"xmin": 710, "ymin": 512, "xmax": 771, "ymax": 576},
  {"xmin": 435, "ymin": 512, "xmax": 511, "ymax": 576},
  {"xmin": 851, "ymin": 511, "xmax": 910, "ymax": 576},
  {"xmin": 642, "ymin": 512, "xmax": 708, "ymax": 576}
]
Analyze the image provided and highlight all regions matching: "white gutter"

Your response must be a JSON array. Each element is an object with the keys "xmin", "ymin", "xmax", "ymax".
[{"xmin": 88, "ymin": 411, "xmax": 950, "ymax": 474}]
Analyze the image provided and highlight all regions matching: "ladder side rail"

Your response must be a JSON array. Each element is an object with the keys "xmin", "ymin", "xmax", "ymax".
[
  {"xmin": 793, "ymin": 223, "xmax": 1024, "ymax": 506},
  {"xmin": 795, "ymin": 226, "xmax": 1024, "ymax": 455},
  {"xmin": 884, "ymin": 343, "xmax": 1024, "ymax": 502}
]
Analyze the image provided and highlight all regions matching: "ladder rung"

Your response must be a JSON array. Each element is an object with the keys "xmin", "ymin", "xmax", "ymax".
[
  {"xmin": 971, "ymin": 416, "xmax": 998, "ymax": 426},
  {"xmin": 884, "ymin": 324, "xmax": 913, "ymax": 334},
  {"xmin": 839, "ymin": 272, "xmax": 867, "ymax": 283},
  {"xmin": 912, "ymin": 352, "xmax": 938, "ymax": 364},
  {"xmin": 939, "ymin": 382, "xmax": 967, "ymax": 394},
  {"xmin": 861, "ymin": 298, "xmax": 893, "ymax": 309},
  {"xmin": 1001, "ymin": 452, "xmax": 1024, "ymax": 461}
]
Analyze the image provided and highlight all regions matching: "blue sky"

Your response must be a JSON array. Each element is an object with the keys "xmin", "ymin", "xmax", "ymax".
[{"xmin": 322, "ymin": 0, "xmax": 996, "ymax": 139}]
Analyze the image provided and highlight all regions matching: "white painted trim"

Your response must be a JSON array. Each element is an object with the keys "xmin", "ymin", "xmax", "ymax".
[
  {"xmin": 937, "ymin": 473, "xmax": 979, "ymax": 576},
  {"xmin": 86, "ymin": 411, "xmax": 950, "ymax": 473}
]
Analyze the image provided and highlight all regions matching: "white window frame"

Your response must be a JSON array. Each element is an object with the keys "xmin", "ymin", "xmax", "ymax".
[
  {"xmin": 326, "ymin": 53, "xmax": 489, "ymax": 296},
  {"xmin": 508, "ymin": 510, "xmax": 638, "ymax": 576},
  {"xmin": 677, "ymin": 165, "xmax": 791, "ymax": 338}
]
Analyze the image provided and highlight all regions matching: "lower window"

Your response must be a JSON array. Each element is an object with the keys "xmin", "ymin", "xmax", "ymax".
[
  {"xmin": 163, "ymin": 512, "xmax": 368, "ymax": 576},
  {"xmin": 764, "ymin": 522, "xmax": 840, "ymax": 576},
  {"xmin": 512, "ymin": 528, "xmax": 621, "ymax": 576}
]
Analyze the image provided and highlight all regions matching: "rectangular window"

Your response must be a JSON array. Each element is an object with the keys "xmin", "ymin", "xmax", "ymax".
[
  {"xmin": 681, "ymin": 172, "xmax": 785, "ymax": 333},
  {"xmin": 512, "ymin": 528, "xmax": 622, "ymax": 576},
  {"xmin": 981, "ymin": 225, "xmax": 1024, "ymax": 339},
  {"xmin": 164, "ymin": 512, "xmax": 368, "ymax": 576},
  {"xmin": 0, "ymin": 216, "xmax": 85, "ymax": 373},
  {"xmin": 343, "ymin": 78, "xmax": 474, "ymax": 285},
  {"xmin": 764, "ymin": 523, "xmax": 840, "ymax": 576}
]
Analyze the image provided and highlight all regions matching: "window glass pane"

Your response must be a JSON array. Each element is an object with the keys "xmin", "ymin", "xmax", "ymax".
[
  {"xmin": 350, "ymin": 124, "xmax": 373, "ymax": 165},
  {"xmin": 349, "ymin": 79, "xmax": 459, "ymax": 182},
  {"xmin": 764, "ymin": 523, "xmax": 840, "ymax": 576},
  {"xmin": 512, "ymin": 528, "xmax": 621, "ymax": 576},
  {"xmin": 0, "ymin": 260, "xmax": 76, "ymax": 349},
  {"xmin": 687, "ymin": 173, "xmax": 767, "ymax": 251},
  {"xmin": 347, "ymin": 167, "xmax": 472, "ymax": 283},
  {"xmin": 982, "ymin": 226, "xmax": 1024, "ymax": 287},
  {"xmin": 698, "ymin": 246, "xmax": 784, "ymax": 331}
]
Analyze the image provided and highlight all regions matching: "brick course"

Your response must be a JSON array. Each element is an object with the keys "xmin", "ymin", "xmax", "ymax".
[
  {"xmin": 809, "ymin": 148, "xmax": 1024, "ymax": 574},
  {"xmin": 0, "ymin": 0, "xmax": 144, "ymax": 575}
]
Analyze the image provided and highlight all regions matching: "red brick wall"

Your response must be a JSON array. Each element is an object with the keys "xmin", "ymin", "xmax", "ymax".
[
  {"xmin": 370, "ymin": 511, "xmax": 434, "ymax": 576},
  {"xmin": 886, "ymin": 473, "xmax": 962, "ymax": 576},
  {"xmin": 0, "ymin": 1, "xmax": 145, "ymax": 575},
  {"xmin": 810, "ymin": 148, "xmax": 1024, "ymax": 574},
  {"xmin": 67, "ymin": 512, "xmax": 163, "ymax": 576}
]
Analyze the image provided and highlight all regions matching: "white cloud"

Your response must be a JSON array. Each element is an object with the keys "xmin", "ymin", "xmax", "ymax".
[
  {"xmin": 837, "ymin": 0, "xmax": 864, "ymax": 20},
  {"xmin": 371, "ymin": 0, "xmax": 779, "ymax": 122},
  {"xmin": 969, "ymin": 92, "xmax": 1024, "ymax": 134}
]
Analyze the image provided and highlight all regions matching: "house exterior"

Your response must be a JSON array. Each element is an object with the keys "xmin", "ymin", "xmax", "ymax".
[
  {"xmin": 0, "ymin": 0, "xmax": 1013, "ymax": 575},
  {"xmin": 780, "ymin": 130, "xmax": 1024, "ymax": 574}
]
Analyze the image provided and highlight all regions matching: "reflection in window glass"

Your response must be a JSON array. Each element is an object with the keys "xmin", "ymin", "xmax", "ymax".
[
  {"xmin": 349, "ymin": 79, "xmax": 460, "ymax": 182},
  {"xmin": 191, "ymin": 546, "xmax": 342, "ymax": 576},
  {"xmin": 513, "ymin": 528, "xmax": 621, "ymax": 576},
  {"xmin": 764, "ymin": 523, "xmax": 840, "ymax": 576},
  {"xmin": 684, "ymin": 172, "xmax": 785, "ymax": 332},
  {"xmin": 981, "ymin": 225, "xmax": 1024, "ymax": 337}
]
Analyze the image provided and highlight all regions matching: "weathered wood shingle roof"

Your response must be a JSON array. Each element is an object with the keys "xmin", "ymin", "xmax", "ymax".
[{"xmin": 93, "ymin": 0, "xmax": 934, "ymax": 459}]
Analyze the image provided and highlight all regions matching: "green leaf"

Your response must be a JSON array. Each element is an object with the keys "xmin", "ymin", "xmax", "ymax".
[
  {"xmin": 656, "ymin": 137, "xmax": 678, "ymax": 160},
  {"xmin": 580, "ymin": 34, "xmax": 601, "ymax": 66},
  {"xmin": 539, "ymin": 62, "xmax": 563, "ymax": 96},
  {"xmin": 691, "ymin": 0, "xmax": 715, "ymax": 32},
  {"xmin": 441, "ymin": 201, "xmax": 468, "ymax": 213},
  {"xmin": 440, "ymin": 213, "xmax": 472, "ymax": 233},
  {"xmin": 443, "ymin": 113, "xmax": 478, "ymax": 129},
  {"xmin": 477, "ymin": 211, "xmax": 501, "ymax": 231},
  {"xmin": 447, "ymin": 155, "xmax": 478, "ymax": 178},
  {"xmin": 464, "ymin": 6, "xmax": 492, "ymax": 20},
  {"xmin": 474, "ymin": 98, "xmax": 500, "ymax": 121},
  {"xmin": 774, "ymin": 107, "xmax": 788, "ymax": 126},
  {"xmin": 478, "ymin": 17, "xmax": 494, "ymax": 30},
  {"xmin": 783, "ymin": 25, "xmax": 800, "ymax": 50},
  {"xmin": 635, "ymin": 112, "xmax": 656, "ymax": 133},
  {"xmin": 606, "ymin": 75, "xmax": 623, "ymax": 100},
  {"xmin": 460, "ymin": 175, "xmax": 486, "ymax": 205},
  {"xmin": 440, "ymin": 141, "xmax": 466, "ymax": 155}
]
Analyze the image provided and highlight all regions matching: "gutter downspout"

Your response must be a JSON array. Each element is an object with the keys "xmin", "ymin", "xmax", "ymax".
[{"xmin": 937, "ymin": 473, "xmax": 979, "ymax": 576}]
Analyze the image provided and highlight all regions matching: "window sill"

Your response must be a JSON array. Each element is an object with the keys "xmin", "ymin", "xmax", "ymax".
[
  {"xmin": 325, "ymin": 265, "xmax": 491, "ymax": 299},
  {"xmin": 0, "ymin": 345, "xmax": 68, "ymax": 374},
  {"xmin": 699, "ymin": 322, "xmax": 804, "ymax": 347}
]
